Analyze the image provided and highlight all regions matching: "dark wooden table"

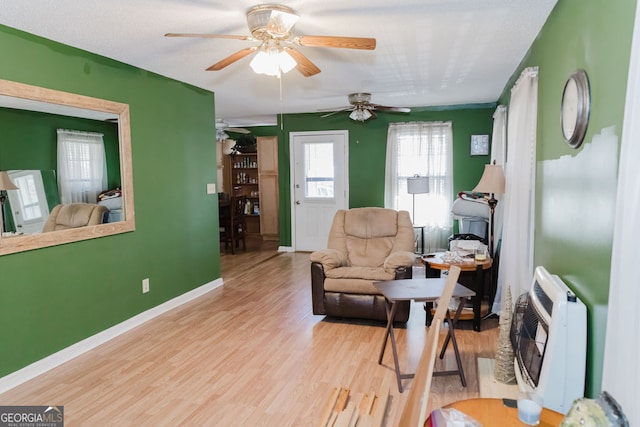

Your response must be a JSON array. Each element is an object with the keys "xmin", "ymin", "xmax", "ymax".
[{"xmin": 421, "ymin": 252, "xmax": 492, "ymax": 332}]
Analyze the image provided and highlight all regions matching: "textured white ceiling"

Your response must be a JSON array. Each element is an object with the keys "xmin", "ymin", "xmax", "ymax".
[{"xmin": 1, "ymin": 0, "xmax": 557, "ymax": 126}]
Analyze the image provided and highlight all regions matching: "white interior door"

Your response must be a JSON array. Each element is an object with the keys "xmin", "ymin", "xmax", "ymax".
[
  {"xmin": 7, "ymin": 170, "xmax": 50, "ymax": 234},
  {"xmin": 291, "ymin": 130, "xmax": 348, "ymax": 252}
]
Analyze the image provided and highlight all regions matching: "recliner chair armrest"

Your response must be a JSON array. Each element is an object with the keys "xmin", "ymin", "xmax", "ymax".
[
  {"xmin": 384, "ymin": 250, "xmax": 416, "ymax": 274},
  {"xmin": 309, "ymin": 249, "xmax": 347, "ymax": 270},
  {"xmin": 310, "ymin": 261, "xmax": 327, "ymax": 315}
]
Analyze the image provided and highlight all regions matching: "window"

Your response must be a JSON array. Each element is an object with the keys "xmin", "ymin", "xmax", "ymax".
[
  {"xmin": 57, "ymin": 129, "xmax": 107, "ymax": 204},
  {"xmin": 385, "ymin": 121, "xmax": 453, "ymax": 252},
  {"xmin": 304, "ymin": 142, "xmax": 334, "ymax": 198}
]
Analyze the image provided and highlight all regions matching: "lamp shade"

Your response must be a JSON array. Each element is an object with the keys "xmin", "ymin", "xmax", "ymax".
[
  {"xmin": 0, "ymin": 171, "xmax": 18, "ymax": 191},
  {"xmin": 407, "ymin": 175, "xmax": 429, "ymax": 194},
  {"xmin": 473, "ymin": 164, "xmax": 505, "ymax": 194}
]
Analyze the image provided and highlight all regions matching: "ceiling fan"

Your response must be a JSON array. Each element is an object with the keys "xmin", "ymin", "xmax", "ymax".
[
  {"xmin": 216, "ymin": 119, "xmax": 250, "ymax": 141},
  {"xmin": 165, "ymin": 4, "xmax": 376, "ymax": 77},
  {"xmin": 321, "ymin": 93, "xmax": 411, "ymax": 122}
]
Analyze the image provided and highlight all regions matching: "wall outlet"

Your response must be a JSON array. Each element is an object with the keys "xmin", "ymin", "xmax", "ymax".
[
  {"xmin": 142, "ymin": 278, "xmax": 150, "ymax": 294},
  {"xmin": 207, "ymin": 183, "xmax": 216, "ymax": 195}
]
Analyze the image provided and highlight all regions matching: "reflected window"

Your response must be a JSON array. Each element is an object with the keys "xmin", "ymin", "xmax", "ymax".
[
  {"xmin": 13, "ymin": 174, "xmax": 42, "ymax": 221},
  {"xmin": 57, "ymin": 129, "xmax": 107, "ymax": 204},
  {"xmin": 305, "ymin": 143, "xmax": 334, "ymax": 198},
  {"xmin": 7, "ymin": 170, "xmax": 50, "ymax": 234}
]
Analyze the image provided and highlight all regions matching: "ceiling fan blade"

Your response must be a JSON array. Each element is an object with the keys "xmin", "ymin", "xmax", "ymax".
[
  {"xmin": 318, "ymin": 105, "xmax": 351, "ymax": 112},
  {"xmin": 296, "ymin": 35, "xmax": 376, "ymax": 50},
  {"xmin": 206, "ymin": 47, "xmax": 257, "ymax": 71},
  {"xmin": 227, "ymin": 127, "xmax": 251, "ymax": 134},
  {"xmin": 286, "ymin": 48, "xmax": 321, "ymax": 77},
  {"xmin": 371, "ymin": 104, "xmax": 411, "ymax": 113},
  {"xmin": 320, "ymin": 109, "xmax": 351, "ymax": 118},
  {"xmin": 164, "ymin": 33, "xmax": 250, "ymax": 41}
]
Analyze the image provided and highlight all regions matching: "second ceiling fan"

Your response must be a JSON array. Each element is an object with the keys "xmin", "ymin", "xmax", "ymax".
[
  {"xmin": 215, "ymin": 119, "xmax": 250, "ymax": 141},
  {"xmin": 165, "ymin": 4, "xmax": 376, "ymax": 77},
  {"xmin": 321, "ymin": 93, "xmax": 411, "ymax": 122}
]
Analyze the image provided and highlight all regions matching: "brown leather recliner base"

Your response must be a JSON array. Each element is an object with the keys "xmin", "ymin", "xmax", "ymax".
[{"xmin": 311, "ymin": 261, "xmax": 412, "ymax": 323}]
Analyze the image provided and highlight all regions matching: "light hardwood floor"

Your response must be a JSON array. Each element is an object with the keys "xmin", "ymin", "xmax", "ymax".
[{"xmin": 0, "ymin": 238, "xmax": 499, "ymax": 426}]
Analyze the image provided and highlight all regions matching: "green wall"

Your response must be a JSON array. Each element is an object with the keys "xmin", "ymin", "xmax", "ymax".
[
  {"xmin": 499, "ymin": 0, "xmax": 636, "ymax": 396},
  {"xmin": 246, "ymin": 105, "xmax": 496, "ymax": 246},
  {"xmin": 0, "ymin": 25, "xmax": 220, "ymax": 378}
]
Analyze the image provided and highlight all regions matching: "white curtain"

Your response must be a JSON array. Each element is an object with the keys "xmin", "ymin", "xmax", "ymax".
[
  {"xmin": 602, "ymin": 3, "xmax": 640, "ymax": 423},
  {"xmin": 491, "ymin": 105, "xmax": 508, "ymax": 248},
  {"xmin": 57, "ymin": 129, "xmax": 107, "ymax": 204},
  {"xmin": 384, "ymin": 121, "xmax": 453, "ymax": 252},
  {"xmin": 491, "ymin": 105, "xmax": 508, "ymax": 166},
  {"xmin": 490, "ymin": 105, "xmax": 507, "ymax": 313},
  {"xmin": 495, "ymin": 68, "xmax": 538, "ymax": 313}
]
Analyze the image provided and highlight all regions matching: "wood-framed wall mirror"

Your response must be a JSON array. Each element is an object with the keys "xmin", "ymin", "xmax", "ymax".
[{"xmin": 0, "ymin": 79, "xmax": 135, "ymax": 256}]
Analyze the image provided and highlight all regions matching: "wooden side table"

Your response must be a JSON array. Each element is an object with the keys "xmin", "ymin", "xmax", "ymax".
[
  {"xmin": 421, "ymin": 253, "xmax": 492, "ymax": 332},
  {"xmin": 425, "ymin": 398, "xmax": 564, "ymax": 426}
]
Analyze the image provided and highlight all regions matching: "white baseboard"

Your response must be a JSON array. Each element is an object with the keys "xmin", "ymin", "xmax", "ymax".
[
  {"xmin": 278, "ymin": 246, "xmax": 295, "ymax": 252},
  {"xmin": 0, "ymin": 278, "xmax": 224, "ymax": 394}
]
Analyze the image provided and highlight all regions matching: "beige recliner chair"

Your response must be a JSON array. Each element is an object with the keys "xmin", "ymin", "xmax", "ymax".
[
  {"xmin": 42, "ymin": 203, "xmax": 108, "ymax": 232},
  {"xmin": 310, "ymin": 207, "xmax": 416, "ymax": 322}
]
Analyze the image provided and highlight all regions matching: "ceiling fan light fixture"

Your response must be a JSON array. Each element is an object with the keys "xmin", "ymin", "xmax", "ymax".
[
  {"xmin": 250, "ymin": 43, "xmax": 296, "ymax": 76},
  {"xmin": 349, "ymin": 108, "xmax": 372, "ymax": 122},
  {"xmin": 348, "ymin": 92, "xmax": 372, "ymax": 104},
  {"xmin": 246, "ymin": 4, "xmax": 298, "ymax": 38}
]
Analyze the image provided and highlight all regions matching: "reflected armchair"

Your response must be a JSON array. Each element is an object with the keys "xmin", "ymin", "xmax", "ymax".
[
  {"xmin": 310, "ymin": 207, "xmax": 416, "ymax": 322},
  {"xmin": 42, "ymin": 203, "xmax": 108, "ymax": 232}
]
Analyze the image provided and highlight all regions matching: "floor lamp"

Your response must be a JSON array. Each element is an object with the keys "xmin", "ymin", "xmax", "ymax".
[
  {"xmin": 0, "ymin": 171, "xmax": 19, "ymax": 236},
  {"xmin": 472, "ymin": 162, "xmax": 505, "ymax": 258},
  {"xmin": 407, "ymin": 174, "xmax": 429, "ymax": 253}
]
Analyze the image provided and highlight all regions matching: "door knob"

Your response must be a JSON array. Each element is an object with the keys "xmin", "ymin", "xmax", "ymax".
[{"xmin": 295, "ymin": 200, "xmax": 301, "ymax": 205}]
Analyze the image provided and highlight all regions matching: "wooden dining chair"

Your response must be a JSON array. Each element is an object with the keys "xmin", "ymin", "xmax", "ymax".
[
  {"xmin": 219, "ymin": 195, "xmax": 247, "ymax": 254},
  {"xmin": 398, "ymin": 266, "xmax": 462, "ymax": 427},
  {"xmin": 230, "ymin": 195, "xmax": 247, "ymax": 252}
]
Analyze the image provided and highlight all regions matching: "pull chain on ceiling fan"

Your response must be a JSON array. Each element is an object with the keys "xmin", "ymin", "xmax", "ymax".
[{"xmin": 165, "ymin": 4, "xmax": 376, "ymax": 77}]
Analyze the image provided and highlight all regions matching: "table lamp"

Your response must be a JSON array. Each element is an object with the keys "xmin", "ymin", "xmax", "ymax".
[
  {"xmin": 0, "ymin": 171, "xmax": 19, "ymax": 235},
  {"xmin": 407, "ymin": 174, "xmax": 429, "ymax": 224},
  {"xmin": 472, "ymin": 162, "xmax": 505, "ymax": 257}
]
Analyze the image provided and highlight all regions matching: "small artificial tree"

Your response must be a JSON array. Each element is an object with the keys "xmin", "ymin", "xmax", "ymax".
[{"xmin": 494, "ymin": 284, "xmax": 516, "ymax": 384}]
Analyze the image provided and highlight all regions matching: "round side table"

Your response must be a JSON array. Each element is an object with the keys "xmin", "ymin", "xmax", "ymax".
[
  {"xmin": 426, "ymin": 398, "xmax": 564, "ymax": 426},
  {"xmin": 421, "ymin": 252, "xmax": 492, "ymax": 331}
]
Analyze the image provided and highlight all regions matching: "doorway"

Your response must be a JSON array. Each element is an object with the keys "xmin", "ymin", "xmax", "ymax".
[{"xmin": 290, "ymin": 130, "xmax": 348, "ymax": 252}]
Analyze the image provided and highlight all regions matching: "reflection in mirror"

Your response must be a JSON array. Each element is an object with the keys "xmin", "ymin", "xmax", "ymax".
[
  {"xmin": 4, "ymin": 170, "xmax": 57, "ymax": 234},
  {"xmin": 0, "ymin": 79, "xmax": 135, "ymax": 256}
]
